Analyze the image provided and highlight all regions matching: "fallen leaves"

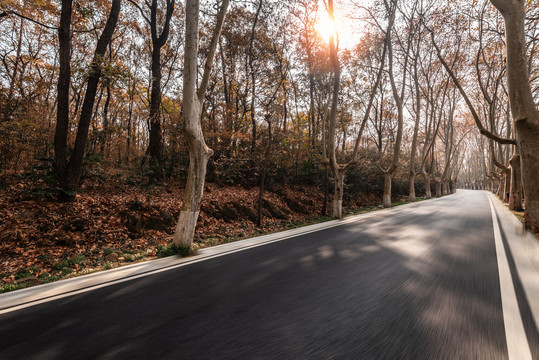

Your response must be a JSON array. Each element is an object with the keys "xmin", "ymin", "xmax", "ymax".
[{"xmin": 0, "ymin": 173, "xmax": 333, "ymax": 291}]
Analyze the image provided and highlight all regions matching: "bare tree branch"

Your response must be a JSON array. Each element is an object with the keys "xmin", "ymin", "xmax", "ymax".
[
  {"xmin": 425, "ymin": 23, "xmax": 517, "ymax": 146},
  {"xmin": 126, "ymin": 0, "xmax": 151, "ymax": 25},
  {"xmin": 4, "ymin": 10, "xmax": 58, "ymax": 30}
]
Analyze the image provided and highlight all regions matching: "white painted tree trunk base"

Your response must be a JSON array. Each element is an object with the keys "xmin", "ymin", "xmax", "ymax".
[
  {"xmin": 173, "ymin": 210, "xmax": 199, "ymax": 247},
  {"xmin": 409, "ymin": 177, "xmax": 416, "ymax": 202},
  {"xmin": 332, "ymin": 200, "xmax": 342, "ymax": 219},
  {"xmin": 383, "ymin": 194, "xmax": 391, "ymax": 208},
  {"xmin": 424, "ymin": 176, "xmax": 432, "ymax": 199}
]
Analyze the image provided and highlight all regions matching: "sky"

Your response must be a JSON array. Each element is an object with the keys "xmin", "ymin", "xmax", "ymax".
[{"xmin": 316, "ymin": 0, "xmax": 371, "ymax": 49}]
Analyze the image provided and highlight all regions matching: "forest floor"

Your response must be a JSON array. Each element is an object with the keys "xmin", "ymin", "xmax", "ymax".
[{"xmin": 0, "ymin": 171, "xmax": 385, "ymax": 293}]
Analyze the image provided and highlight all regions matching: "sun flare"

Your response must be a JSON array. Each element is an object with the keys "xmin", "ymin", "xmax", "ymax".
[
  {"xmin": 315, "ymin": 10, "xmax": 356, "ymax": 49},
  {"xmin": 316, "ymin": 13, "xmax": 338, "ymax": 44}
]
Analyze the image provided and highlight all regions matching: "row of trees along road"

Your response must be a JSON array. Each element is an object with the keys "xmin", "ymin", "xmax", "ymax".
[{"xmin": 0, "ymin": 0, "xmax": 538, "ymax": 245}]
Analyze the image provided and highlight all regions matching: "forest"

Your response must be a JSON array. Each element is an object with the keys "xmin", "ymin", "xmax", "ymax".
[{"xmin": 0, "ymin": 0, "xmax": 538, "ymax": 290}]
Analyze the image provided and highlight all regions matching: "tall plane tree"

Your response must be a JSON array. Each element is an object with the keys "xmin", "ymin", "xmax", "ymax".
[
  {"xmin": 322, "ymin": 0, "xmax": 390, "ymax": 218},
  {"xmin": 379, "ymin": 0, "xmax": 411, "ymax": 208},
  {"xmin": 173, "ymin": 0, "xmax": 230, "ymax": 246},
  {"xmin": 489, "ymin": 0, "xmax": 539, "ymax": 229},
  {"xmin": 426, "ymin": 7, "xmax": 519, "ymax": 197}
]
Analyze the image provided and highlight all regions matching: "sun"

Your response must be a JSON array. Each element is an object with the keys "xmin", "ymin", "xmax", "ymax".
[
  {"xmin": 316, "ymin": 12, "xmax": 338, "ymax": 44},
  {"xmin": 315, "ymin": 9, "xmax": 356, "ymax": 49}
]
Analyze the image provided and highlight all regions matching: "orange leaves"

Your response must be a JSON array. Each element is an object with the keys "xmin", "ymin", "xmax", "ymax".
[
  {"xmin": 0, "ymin": 173, "xmax": 330, "ymax": 290},
  {"xmin": 2, "ymin": 274, "xmax": 15, "ymax": 284}
]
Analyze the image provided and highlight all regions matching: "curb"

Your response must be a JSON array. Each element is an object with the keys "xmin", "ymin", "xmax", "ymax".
[
  {"xmin": 0, "ymin": 196, "xmax": 434, "ymax": 314},
  {"xmin": 488, "ymin": 193, "xmax": 539, "ymax": 333}
]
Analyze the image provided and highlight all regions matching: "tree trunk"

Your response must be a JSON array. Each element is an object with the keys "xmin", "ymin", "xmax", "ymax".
[
  {"xmin": 421, "ymin": 168, "xmax": 432, "ymax": 199},
  {"xmin": 381, "ymin": 0, "xmax": 408, "ymax": 208},
  {"xmin": 257, "ymin": 118, "xmax": 272, "ymax": 227},
  {"xmin": 126, "ymin": 78, "xmax": 135, "ymax": 164},
  {"xmin": 509, "ymin": 154, "xmax": 523, "ymax": 211},
  {"xmin": 409, "ymin": 37, "xmax": 421, "ymax": 202},
  {"xmin": 101, "ymin": 82, "xmax": 111, "ymax": 158},
  {"xmin": 321, "ymin": 166, "xmax": 329, "ymax": 216},
  {"xmin": 145, "ymin": 0, "xmax": 175, "ymax": 172},
  {"xmin": 490, "ymin": 0, "xmax": 539, "ymax": 229},
  {"xmin": 219, "ymin": 39, "xmax": 233, "ymax": 155},
  {"xmin": 321, "ymin": 0, "xmax": 391, "ymax": 217},
  {"xmin": 173, "ymin": 97, "xmax": 212, "ymax": 245},
  {"xmin": 503, "ymin": 169, "xmax": 511, "ymax": 202},
  {"xmin": 408, "ymin": 174, "xmax": 416, "ymax": 202},
  {"xmin": 64, "ymin": 0, "xmax": 122, "ymax": 191},
  {"xmin": 323, "ymin": 0, "xmax": 343, "ymax": 219},
  {"xmin": 173, "ymin": 0, "xmax": 229, "ymax": 246},
  {"xmin": 3, "ymin": 18, "xmax": 23, "ymax": 122},
  {"xmin": 148, "ymin": 45, "xmax": 163, "ymax": 169},
  {"xmin": 248, "ymin": 0, "xmax": 263, "ymax": 155},
  {"xmin": 54, "ymin": 0, "xmax": 73, "ymax": 184},
  {"xmin": 496, "ymin": 174, "xmax": 505, "ymax": 199},
  {"xmin": 383, "ymin": 173, "xmax": 392, "ymax": 208},
  {"xmin": 435, "ymin": 180, "xmax": 442, "ymax": 198},
  {"xmin": 424, "ymin": 173, "xmax": 432, "ymax": 198},
  {"xmin": 309, "ymin": 72, "xmax": 315, "ymax": 149},
  {"xmin": 256, "ymin": 166, "xmax": 266, "ymax": 227},
  {"xmin": 332, "ymin": 170, "xmax": 344, "ymax": 219}
]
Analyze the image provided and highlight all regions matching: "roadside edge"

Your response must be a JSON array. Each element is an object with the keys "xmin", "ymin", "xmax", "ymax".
[{"xmin": 0, "ymin": 196, "xmax": 430, "ymax": 314}]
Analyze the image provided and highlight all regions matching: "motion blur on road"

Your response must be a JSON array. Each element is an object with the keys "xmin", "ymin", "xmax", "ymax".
[{"xmin": 0, "ymin": 190, "xmax": 537, "ymax": 359}]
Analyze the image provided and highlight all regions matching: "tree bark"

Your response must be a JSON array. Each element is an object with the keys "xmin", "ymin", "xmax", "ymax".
[
  {"xmin": 101, "ymin": 81, "xmax": 111, "ymax": 158},
  {"xmin": 148, "ymin": 44, "xmax": 164, "ymax": 169},
  {"xmin": 145, "ymin": 0, "xmax": 175, "ymax": 172},
  {"xmin": 173, "ymin": 96, "xmax": 212, "ymax": 245},
  {"xmin": 422, "ymin": 168, "xmax": 432, "ymax": 199},
  {"xmin": 382, "ymin": 0, "xmax": 409, "ymax": 208},
  {"xmin": 126, "ymin": 77, "xmax": 135, "ymax": 164},
  {"xmin": 332, "ymin": 170, "xmax": 344, "ymax": 219},
  {"xmin": 323, "ymin": 0, "xmax": 343, "ymax": 219},
  {"xmin": 64, "ymin": 0, "xmax": 122, "ymax": 190},
  {"xmin": 321, "ymin": 0, "xmax": 391, "ymax": 218},
  {"xmin": 54, "ymin": 0, "xmax": 73, "ymax": 184},
  {"xmin": 408, "ymin": 21, "xmax": 422, "ymax": 202},
  {"xmin": 321, "ymin": 166, "xmax": 329, "ymax": 216},
  {"xmin": 257, "ymin": 116, "xmax": 273, "ymax": 227},
  {"xmin": 247, "ymin": 0, "xmax": 263, "ymax": 155},
  {"xmin": 173, "ymin": 0, "xmax": 230, "ymax": 246},
  {"xmin": 54, "ymin": 0, "xmax": 121, "ymax": 193},
  {"xmin": 490, "ymin": 0, "xmax": 539, "ymax": 229},
  {"xmin": 3, "ymin": 18, "xmax": 24, "ymax": 122},
  {"xmin": 408, "ymin": 175, "xmax": 416, "ymax": 202},
  {"xmin": 509, "ymin": 154, "xmax": 523, "ymax": 211},
  {"xmin": 383, "ymin": 173, "xmax": 392, "ymax": 208},
  {"xmin": 435, "ymin": 180, "xmax": 442, "ymax": 198},
  {"xmin": 443, "ymin": 181, "xmax": 450, "ymax": 196}
]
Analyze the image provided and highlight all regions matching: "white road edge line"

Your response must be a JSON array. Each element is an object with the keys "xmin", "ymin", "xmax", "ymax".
[
  {"xmin": 0, "ymin": 196, "xmax": 441, "ymax": 315},
  {"xmin": 0, "ymin": 209, "xmax": 387, "ymax": 315},
  {"xmin": 488, "ymin": 195, "xmax": 532, "ymax": 360}
]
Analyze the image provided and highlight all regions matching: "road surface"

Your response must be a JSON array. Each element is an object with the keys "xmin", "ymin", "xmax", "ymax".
[{"xmin": 0, "ymin": 190, "xmax": 538, "ymax": 359}]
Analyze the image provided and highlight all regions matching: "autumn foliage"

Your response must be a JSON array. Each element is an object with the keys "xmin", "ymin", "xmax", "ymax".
[
  {"xmin": 0, "ymin": 169, "xmax": 392, "ymax": 291},
  {"xmin": 2, "ymin": 0, "xmax": 538, "ymax": 290}
]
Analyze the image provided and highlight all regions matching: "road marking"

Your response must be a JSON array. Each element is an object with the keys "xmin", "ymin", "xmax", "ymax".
[
  {"xmin": 0, "ymin": 196, "xmax": 443, "ymax": 315},
  {"xmin": 0, "ymin": 209, "xmax": 389, "ymax": 315},
  {"xmin": 488, "ymin": 195, "xmax": 532, "ymax": 360}
]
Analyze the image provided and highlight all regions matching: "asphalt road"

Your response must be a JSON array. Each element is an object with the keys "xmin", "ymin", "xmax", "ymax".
[{"xmin": 0, "ymin": 190, "xmax": 537, "ymax": 359}]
